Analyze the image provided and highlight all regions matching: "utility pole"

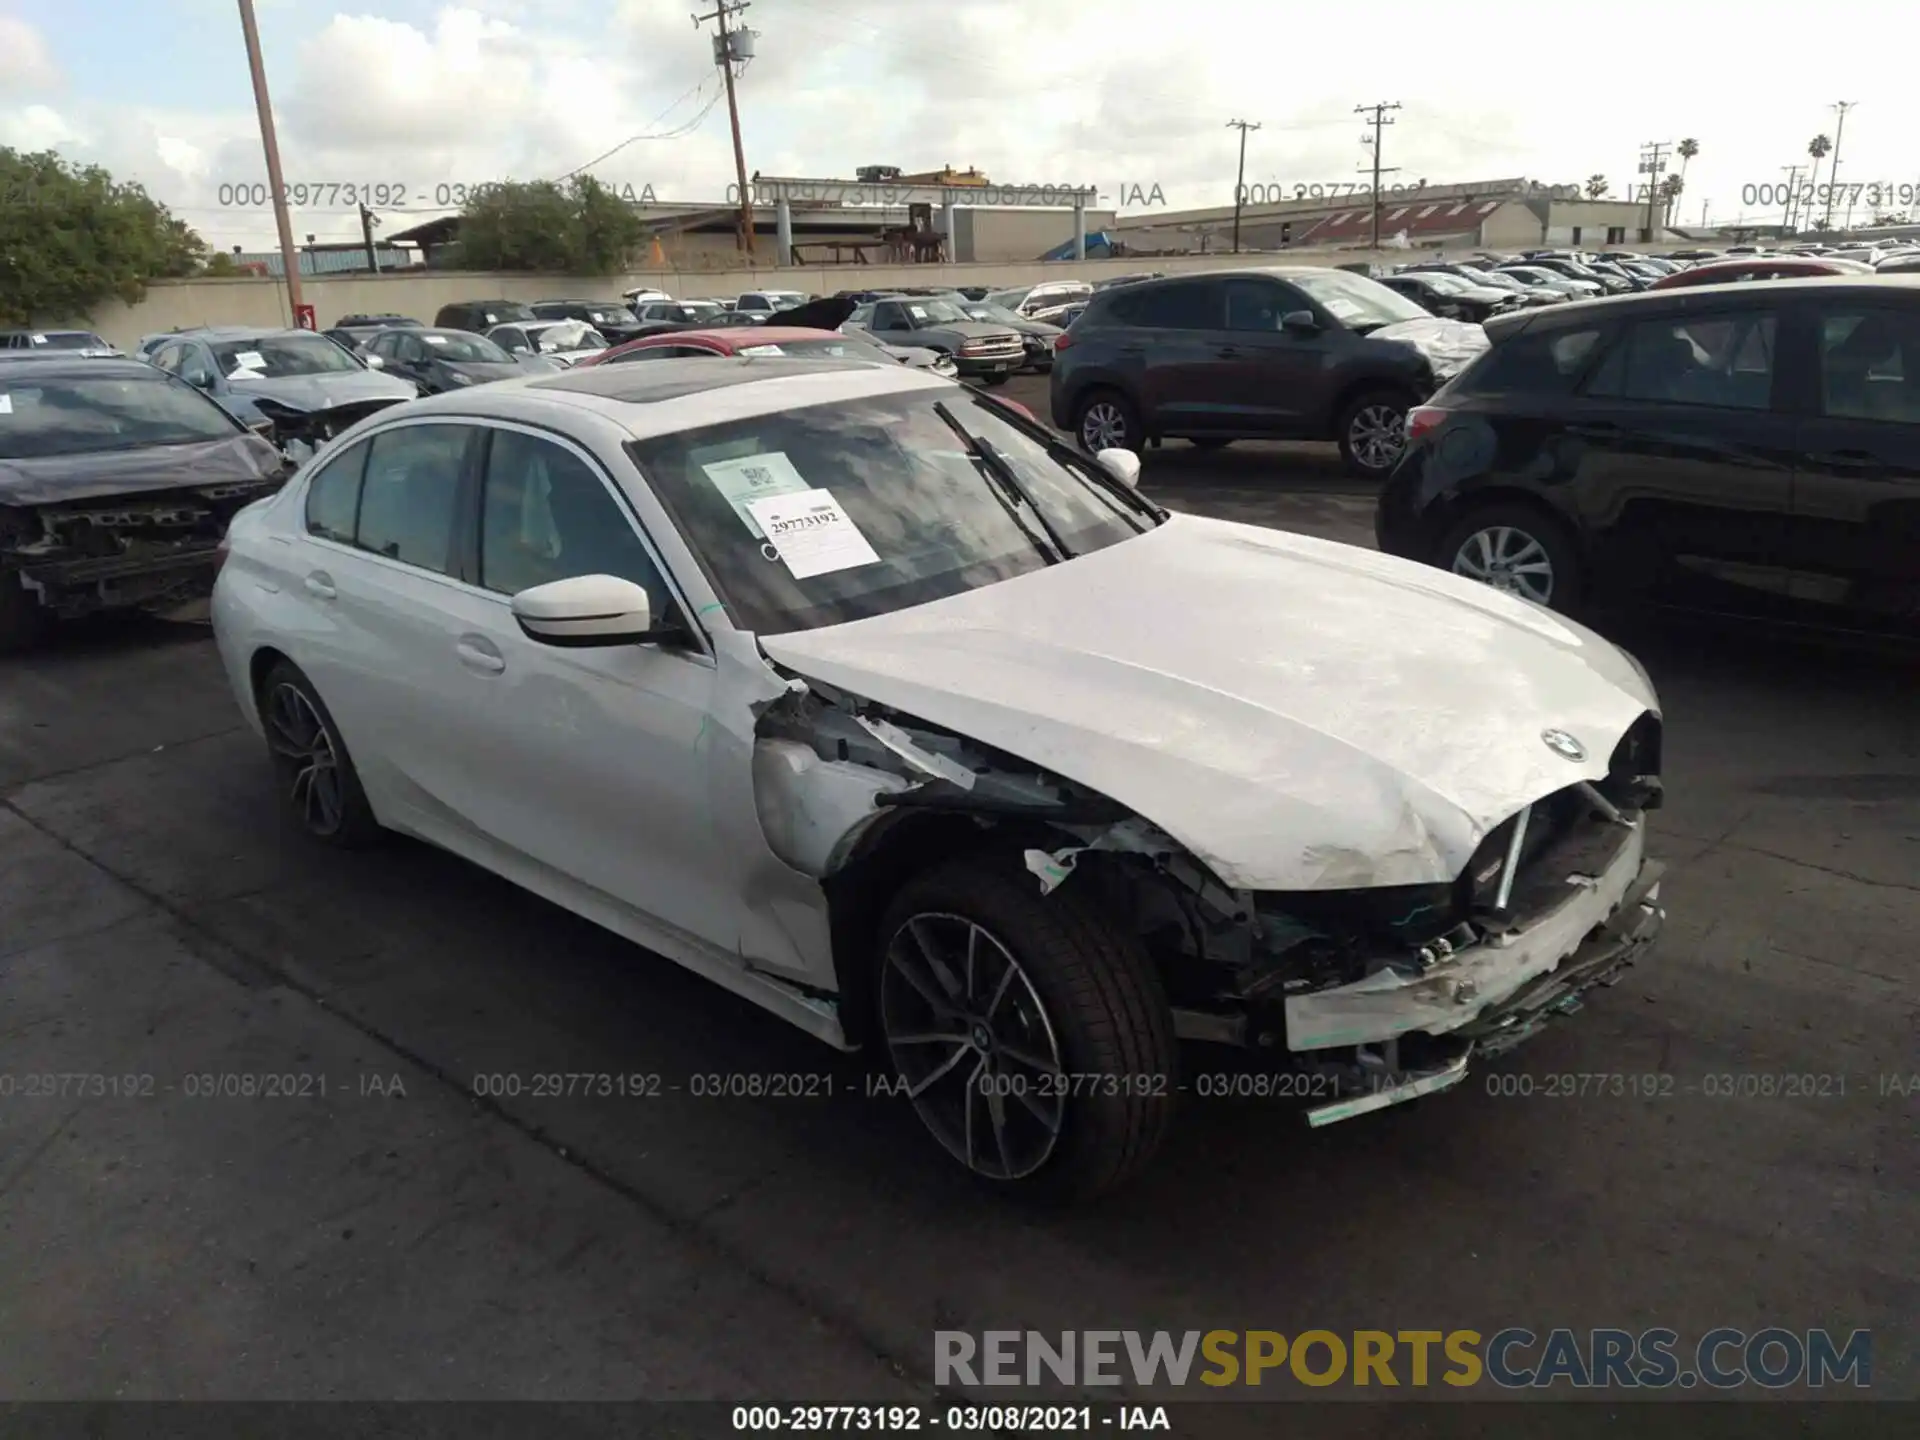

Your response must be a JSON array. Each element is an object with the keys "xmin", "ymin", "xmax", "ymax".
[
  {"xmin": 1355, "ymin": 102, "xmax": 1401, "ymax": 250},
  {"xmin": 358, "ymin": 203, "xmax": 380, "ymax": 273},
  {"xmin": 1637, "ymin": 141, "xmax": 1670, "ymax": 242},
  {"xmin": 236, "ymin": 0, "xmax": 303, "ymax": 324},
  {"xmin": 1823, "ymin": 101, "xmax": 1855, "ymax": 231},
  {"xmin": 1781, "ymin": 165, "xmax": 1803, "ymax": 231},
  {"xmin": 695, "ymin": 2, "xmax": 754, "ymax": 256},
  {"xmin": 1226, "ymin": 119, "xmax": 1259, "ymax": 253}
]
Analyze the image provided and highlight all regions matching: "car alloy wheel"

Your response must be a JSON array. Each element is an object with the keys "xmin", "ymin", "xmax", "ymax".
[
  {"xmin": 264, "ymin": 682, "xmax": 347, "ymax": 835},
  {"xmin": 879, "ymin": 911, "xmax": 1067, "ymax": 1182},
  {"xmin": 1451, "ymin": 524, "xmax": 1555, "ymax": 604},
  {"xmin": 1080, "ymin": 400, "xmax": 1130, "ymax": 452},
  {"xmin": 1347, "ymin": 403, "xmax": 1407, "ymax": 473}
]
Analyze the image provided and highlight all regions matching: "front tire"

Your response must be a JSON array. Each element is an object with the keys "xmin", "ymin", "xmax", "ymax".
[
  {"xmin": 876, "ymin": 855, "xmax": 1177, "ymax": 1201},
  {"xmin": 257, "ymin": 659, "xmax": 383, "ymax": 847},
  {"xmin": 981, "ymin": 372, "xmax": 1010, "ymax": 387},
  {"xmin": 1335, "ymin": 388, "xmax": 1412, "ymax": 479},
  {"xmin": 1434, "ymin": 502, "xmax": 1584, "ymax": 611},
  {"xmin": 1074, "ymin": 388, "xmax": 1141, "ymax": 454}
]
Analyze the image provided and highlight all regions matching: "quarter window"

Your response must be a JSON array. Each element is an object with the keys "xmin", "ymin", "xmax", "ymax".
[
  {"xmin": 1817, "ymin": 308, "xmax": 1920, "ymax": 423},
  {"xmin": 1585, "ymin": 312, "xmax": 1776, "ymax": 410},
  {"xmin": 479, "ymin": 431, "xmax": 668, "ymax": 606},
  {"xmin": 304, "ymin": 439, "xmax": 371, "ymax": 544},
  {"xmin": 1455, "ymin": 325, "xmax": 1606, "ymax": 396},
  {"xmin": 355, "ymin": 424, "xmax": 476, "ymax": 574}
]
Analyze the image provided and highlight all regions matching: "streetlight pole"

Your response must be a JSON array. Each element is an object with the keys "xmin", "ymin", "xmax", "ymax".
[
  {"xmin": 1226, "ymin": 119, "xmax": 1259, "ymax": 254},
  {"xmin": 1823, "ymin": 102, "xmax": 1854, "ymax": 231},
  {"xmin": 236, "ymin": 0, "xmax": 304, "ymax": 324},
  {"xmin": 696, "ymin": 2, "xmax": 755, "ymax": 257}
]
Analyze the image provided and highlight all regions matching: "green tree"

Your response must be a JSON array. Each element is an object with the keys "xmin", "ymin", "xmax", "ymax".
[
  {"xmin": 0, "ymin": 147, "xmax": 206, "ymax": 325},
  {"xmin": 454, "ymin": 175, "xmax": 645, "ymax": 274},
  {"xmin": 200, "ymin": 251, "xmax": 242, "ymax": 277},
  {"xmin": 1585, "ymin": 174, "xmax": 1611, "ymax": 199}
]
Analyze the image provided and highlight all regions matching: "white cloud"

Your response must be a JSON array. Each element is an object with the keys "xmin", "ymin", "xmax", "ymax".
[
  {"xmin": 0, "ymin": 16, "xmax": 59, "ymax": 92},
  {"xmin": 6, "ymin": 0, "xmax": 1920, "ymax": 250}
]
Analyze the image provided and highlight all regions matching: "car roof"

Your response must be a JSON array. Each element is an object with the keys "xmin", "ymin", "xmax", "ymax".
[
  {"xmin": 0, "ymin": 356, "xmax": 167, "ymax": 381},
  {"xmin": 1505, "ymin": 272, "xmax": 1920, "ymax": 324},
  {"xmin": 394, "ymin": 356, "xmax": 938, "ymax": 442},
  {"xmin": 166, "ymin": 325, "xmax": 321, "ymax": 342},
  {"xmin": 656, "ymin": 326, "xmax": 850, "ymax": 345}
]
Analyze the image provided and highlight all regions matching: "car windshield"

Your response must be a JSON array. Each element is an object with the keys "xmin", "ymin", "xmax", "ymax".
[
  {"xmin": 960, "ymin": 303, "xmax": 1028, "ymax": 325},
  {"xmin": 1462, "ymin": 268, "xmax": 1520, "ymax": 289},
  {"xmin": 1502, "ymin": 267, "xmax": 1558, "ymax": 284},
  {"xmin": 0, "ymin": 373, "xmax": 240, "ymax": 459},
  {"xmin": 1414, "ymin": 272, "xmax": 1471, "ymax": 293},
  {"xmin": 735, "ymin": 337, "xmax": 883, "ymax": 359},
  {"xmin": 34, "ymin": 332, "xmax": 111, "ymax": 351},
  {"xmin": 627, "ymin": 389, "xmax": 1159, "ymax": 636},
  {"xmin": 1290, "ymin": 270, "xmax": 1430, "ymax": 331},
  {"xmin": 532, "ymin": 321, "xmax": 605, "ymax": 352},
  {"xmin": 900, "ymin": 300, "xmax": 970, "ymax": 324},
  {"xmin": 212, "ymin": 334, "xmax": 364, "ymax": 379},
  {"xmin": 423, "ymin": 332, "xmax": 513, "ymax": 363}
]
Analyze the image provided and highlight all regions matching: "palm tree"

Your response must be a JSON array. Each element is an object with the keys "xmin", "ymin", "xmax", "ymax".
[
  {"xmin": 1586, "ymin": 174, "xmax": 1610, "ymax": 200},
  {"xmin": 1659, "ymin": 173, "xmax": 1685, "ymax": 228},
  {"xmin": 1676, "ymin": 137, "xmax": 1699, "ymax": 196},
  {"xmin": 1806, "ymin": 134, "xmax": 1833, "ymax": 230}
]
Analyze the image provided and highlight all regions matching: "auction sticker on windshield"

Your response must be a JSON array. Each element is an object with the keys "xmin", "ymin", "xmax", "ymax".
[
  {"xmin": 747, "ymin": 487, "xmax": 880, "ymax": 578},
  {"xmin": 424, "ymin": 335, "xmax": 449, "ymax": 345},
  {"xmin": 702, "ymin": 451, "xmax": 813, "ymax": 538},
  {"xmin": 0, "ymin": 395, "xmax": 11, "ymax": 415}
]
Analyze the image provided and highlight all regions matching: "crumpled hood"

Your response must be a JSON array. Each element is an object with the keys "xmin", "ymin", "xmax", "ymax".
[
  {"xmin": 0, "ymin": 432, "xmax": 286, "ymax": 505},
  {"xmin": 1368, "ymin": 316, "xmax": 1490, "ymax": 380},
  {"xmin": 758, "ymin": 514, "xmax": 1656, "ymax": 892},
  {"xmin": 231, "ymin": 370, "xmax": 416, "ymax": 410}
]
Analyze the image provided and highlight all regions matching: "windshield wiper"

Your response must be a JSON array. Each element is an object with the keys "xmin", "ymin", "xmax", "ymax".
[{"xmin": 930, "ymin": 400, "xmax": 1069, "ymax": 564}]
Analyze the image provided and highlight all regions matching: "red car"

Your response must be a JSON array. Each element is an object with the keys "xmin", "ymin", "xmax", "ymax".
[{"xmin": 1647, "ymin": 256, "xmax": 1874, "ymax": 290}]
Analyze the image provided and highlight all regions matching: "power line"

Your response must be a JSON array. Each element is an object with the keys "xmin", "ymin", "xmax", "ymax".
[
  {"xmin": 1225, "ymin": 119, "xmax": 1259, "ymax": 253},
  {"xmin": 556, "ymin": 75, "xmax": 718, "ymax": 180},
  {"xmin": 1355, "ymin": 101, "xmax": 1400, "ymax": 249}
]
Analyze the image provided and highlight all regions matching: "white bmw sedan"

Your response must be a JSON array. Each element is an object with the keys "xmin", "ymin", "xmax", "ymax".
[{"xmin": 213, "ymin": 357, "xmax": 1667, "ymax": 1199}]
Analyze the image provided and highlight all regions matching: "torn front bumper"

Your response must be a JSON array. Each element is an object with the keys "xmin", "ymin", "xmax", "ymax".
[
  {"xmin": 1285, "ymin": 822, "xmax": 1660, "ymax": 1052},
  {"xmin": 12, "ymin": 545, "xmax": 224, "ymax": 618}
]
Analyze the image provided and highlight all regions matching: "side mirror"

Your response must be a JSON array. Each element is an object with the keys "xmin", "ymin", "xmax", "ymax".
[
  {"xmin": 364, "ymin": 354, "xmax": 384, "ymax": 369},
  {"xmin": 1280, "ymin": 309, "xmax": 1321, "ymax": 335},
  {"xmin": 1095, "ymin": 447, "xmax": 1142, "ymax": 489},
  {"xmin": 511, "ymin": 575, "xmax": 676, "ymax": 647}
]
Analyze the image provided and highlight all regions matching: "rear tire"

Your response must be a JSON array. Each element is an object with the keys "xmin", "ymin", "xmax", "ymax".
[
  {"xmin": 1074, "ymin": 388, "xmax": 1142, "ymax": 454},
  {"xmin": 876, "ymin": 854, "xmax": 1177, "ymax": 1201},
  {"xmin": 1434, "ymin": 502, "xmax": 1584, "ymax": 612},
  {"xmin": 1335, "ymin": 387, "xmax": 1413, "ymax": 479},
  {"xmin": 257, "ymin": 659, "xmax": 383, "ymax": 847}
]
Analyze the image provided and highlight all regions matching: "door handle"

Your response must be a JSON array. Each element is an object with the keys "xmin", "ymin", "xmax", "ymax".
[
  {"xmin": 1808, "ymin": 449, "xmax": 1879, "ymax": 470},
  {"xmin": 304, "ymin": 572, "xmax": 336, "ymax": 600},
  {"xmin": 1567, "ymin": 421, "xmax": 1621, "ymax": 439},
  {"xmin": 455, "ymin": 635, "xmax": 506, "ymax": 675}
]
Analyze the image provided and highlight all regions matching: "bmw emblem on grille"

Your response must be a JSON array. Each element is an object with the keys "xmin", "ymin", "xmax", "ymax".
[{"xmin": 1541, "ymin": 729, "xmax": 1586, "ymax": 761}]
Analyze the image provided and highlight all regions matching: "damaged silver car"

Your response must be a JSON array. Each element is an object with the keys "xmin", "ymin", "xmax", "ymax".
[{"xmin": 212, "ymin": 358, "xmax": 1666, "ymax": 1200}]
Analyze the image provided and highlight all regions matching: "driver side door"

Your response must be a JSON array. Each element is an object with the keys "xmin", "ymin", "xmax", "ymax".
[{"xmin": 439, "ymin": 423, "xmax": 738, "ymax": 957}]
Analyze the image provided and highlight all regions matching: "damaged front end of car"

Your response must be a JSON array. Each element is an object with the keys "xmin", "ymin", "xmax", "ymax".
[
  {"xmin": 752, "ymin": 675, "xmax": 1666, "ymax": 1128},
  {"xmin": 248, "ymin": 397, "xmax": 410, "ymax": 464}
]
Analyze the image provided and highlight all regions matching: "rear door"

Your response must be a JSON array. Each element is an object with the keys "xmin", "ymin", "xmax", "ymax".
[
  {"xmin": 1566, "ymin": 303, "xmax": 1799, "ymax": 617},
  {"xmin": 1119, "ymin": 278, "xmax": 1228, "ymax": 434},
  {"xmin": 1779, "ymin": 297, "xmax": 1920, "ymax": 637}
]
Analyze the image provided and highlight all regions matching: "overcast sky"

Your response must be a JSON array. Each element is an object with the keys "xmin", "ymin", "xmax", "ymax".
[{"xmin": 4, "ymin": 0, "xmax": 1917, "ymax": 253}]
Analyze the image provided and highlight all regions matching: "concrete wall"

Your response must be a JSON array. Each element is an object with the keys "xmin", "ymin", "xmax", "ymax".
[
  {"xmin": 66, "ymin": 236, "xmax": 1700, "ymax": 350},
  {"xmin": 955, "ymin": 209, "xmax": 1118, "ymax": 262}
]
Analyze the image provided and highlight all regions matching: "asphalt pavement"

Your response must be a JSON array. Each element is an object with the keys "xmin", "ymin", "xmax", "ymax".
[{"xmin": 1, "ymin": 399, "xmax": 1916, "ymax": 1422}]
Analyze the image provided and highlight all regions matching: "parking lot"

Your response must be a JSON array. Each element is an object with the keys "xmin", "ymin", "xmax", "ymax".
[{"xmin": 2, "ymin": 404, "xmax": 1916, "ymax": 1414}]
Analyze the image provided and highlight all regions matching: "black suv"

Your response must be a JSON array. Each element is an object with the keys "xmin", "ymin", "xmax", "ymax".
[
  {"xmin": 1048, "ymin": 267, "xmax": 1489, "ymax": 478},
  {"xmin": 529, "ymin": 298, "xmax": 644, "ymax": 343},
  {"xmin": 1375, "ymin": 276, "xmax": 1920, "ymax": 641},
  {"xmin": 433, "ymin": 299, "xmax": 538, "ymax": 333}
]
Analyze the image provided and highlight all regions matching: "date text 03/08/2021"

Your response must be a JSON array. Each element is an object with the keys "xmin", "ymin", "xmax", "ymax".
[{"xmin": 731, "ymin": 1405, "xmax": 1168, "ymax": 1432}]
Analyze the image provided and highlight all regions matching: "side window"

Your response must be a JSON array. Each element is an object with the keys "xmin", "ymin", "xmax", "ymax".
[
  {"xmin": 152, "ymin": 343, "xmax": 183, "ymax": 373},
  {"xmin": 355, "ymin": 424, "xmax": 476, "ymax": 574},
  {"xmin": 1819, "ymin": 308, "xmax": 1920, "ymax": 423},
  {"xmin": 494, "ymin": 327, "xmax": 525, "ymax": 352},
  {"xmin": 871, "ymin": 303, "xmax": 904, "ymax": 329},
  {"xmin": 1130, "ymin": 282, "xmax": 1222, "ymax": 329},
  {"xmin": 1458, "ymin": 324, "xmax": 1608, "ymax": 397},
  {"xmin": 1224, "ymin": 280, "xmax": 1287, "ymax": 331},
  {"xmin": 479, "ymin": 430, "xmax": 667, "ymax": 605},
  {"xmin": 304, "ymin": 438, "xmax": 371, "ymax": 544},
  {"xmin": 179, "ymin": 346, "xmax": 215, "ymax": 386},
  {"xmin": 1585, "ymin": 312, "xmax": 1776, "ymax": 410}
]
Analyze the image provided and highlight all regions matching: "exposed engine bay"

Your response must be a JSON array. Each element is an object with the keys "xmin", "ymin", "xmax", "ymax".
[
  {"xmin": 1, "ymin": 478, "xmax": 284, "ymax": 619},
  {"xmin": 249, "ymin": 397, "xmax": 408, "ymax": 464},
  {"xmin": 751, "ymin": 673, "xmax": 1666, "ymax": 1126}
]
